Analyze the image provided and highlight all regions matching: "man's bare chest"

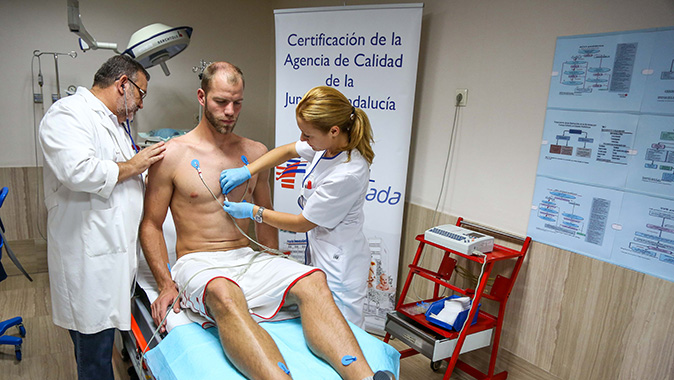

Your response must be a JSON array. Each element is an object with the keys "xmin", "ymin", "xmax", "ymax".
[{"xmin": 173, "ymin": 153, "xmax": 251, "ymax": 205}]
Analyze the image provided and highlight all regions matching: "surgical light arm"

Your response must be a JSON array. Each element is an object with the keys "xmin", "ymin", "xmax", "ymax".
[
  {"xmin": 67, "ymin": 0, "xmax": 121, "ymax": 53},
  {"xmin": 66, "ymin": 0, "xmax": 193, "ymax": 76}
]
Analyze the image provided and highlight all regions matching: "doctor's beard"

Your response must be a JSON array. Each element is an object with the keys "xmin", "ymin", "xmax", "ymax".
[{"xmin": 115, "ymin": 91, "xmax": 140, "ymax": 122}]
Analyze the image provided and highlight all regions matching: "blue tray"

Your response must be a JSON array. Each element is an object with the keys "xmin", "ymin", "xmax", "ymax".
[{"xmin": 424, "ymin": 295, "xmax": 480, "ymax": 331}]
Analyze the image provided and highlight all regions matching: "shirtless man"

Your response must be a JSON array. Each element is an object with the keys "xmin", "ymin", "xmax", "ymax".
[{"xmin": 139, "ymin": 62, "xmax": 393, "ymax": 380}]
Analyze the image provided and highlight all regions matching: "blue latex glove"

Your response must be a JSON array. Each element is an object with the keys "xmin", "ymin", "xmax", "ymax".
[
  {"xmin": 222, "ymin": 200, "xmax": 255, "ymax": 219},
  {"xmin": 220, "ymin": 166, "xmax": 251, "ymax": 195}
]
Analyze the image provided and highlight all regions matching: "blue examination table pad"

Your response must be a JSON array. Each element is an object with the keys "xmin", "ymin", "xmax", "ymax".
[{"xmin": 144, "ymin": 318, "xmax": 400, "ymax": 379}]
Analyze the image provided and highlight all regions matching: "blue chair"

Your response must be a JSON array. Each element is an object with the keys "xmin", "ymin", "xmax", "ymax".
[{"xmin": 0, "ymin": 186, "xmax": 31, "ymax": 361}]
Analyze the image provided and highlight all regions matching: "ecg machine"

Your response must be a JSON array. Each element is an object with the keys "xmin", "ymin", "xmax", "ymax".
[{"xmin": 424, "ymin": 224, "xmax": 494, "ymax": 255}]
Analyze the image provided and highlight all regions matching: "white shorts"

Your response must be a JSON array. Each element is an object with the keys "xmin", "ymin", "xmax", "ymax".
[{"xmin": 171, "ymin": 248, "xmax": 320, "ymax": 327}]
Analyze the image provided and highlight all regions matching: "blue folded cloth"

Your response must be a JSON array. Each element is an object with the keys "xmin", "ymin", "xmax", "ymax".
[{"xmin": 149, "ymin": 128, "xmax": 185, "ymax": 139}]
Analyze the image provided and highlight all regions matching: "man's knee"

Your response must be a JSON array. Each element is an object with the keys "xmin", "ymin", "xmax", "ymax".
[
  {"xmin": 204, "ymin": 277, "xmax": 247, "ymax": 316},
  {"xmin": 290, "ymin": 271, "xmax": 332, "ymax": 302}
]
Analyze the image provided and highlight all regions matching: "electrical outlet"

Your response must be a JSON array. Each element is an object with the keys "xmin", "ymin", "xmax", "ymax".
[{"xmin": 455, "ymin": 88, "xmax": 468, "ymax": 107}]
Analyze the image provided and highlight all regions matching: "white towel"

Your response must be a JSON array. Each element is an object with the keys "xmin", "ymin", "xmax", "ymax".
[{"xmin": 430, "ymin": 297, "xmax": 471, "ymax": 327}]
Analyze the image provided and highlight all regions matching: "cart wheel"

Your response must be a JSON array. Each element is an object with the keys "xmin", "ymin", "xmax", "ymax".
[
  {"xmin": 15, "ymin": 345, "xmax": 22, "ymax": 361},
  {"xmin": 430, "ymin": 360, "xmax": 441, "ymax": 372},
  {"xmin": 127, "ymin": 366, "xmax": 140, "ymax": 380},
  {"xmin": 120, "ymin": 347, "xmax": 130, "ymax": 362},
  {"xmin": 18, "ymin": 323, "xmax": 26, "ymax": 337}
]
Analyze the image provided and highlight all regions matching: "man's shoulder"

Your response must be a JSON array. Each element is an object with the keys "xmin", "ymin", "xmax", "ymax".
[
  {"xmin": 162, "ymin": 135, "xmax": 186, "ymax": 153},
  {"xmin": 166, "ymin": 133, "xmax": 190, "ymax": 146},
  {"xmin": 152, "ymin": 135, "xmax": 192, "ymax": 171},
  {"xmin": 233, "ymin": 135, "xmax": 269, "ymax": 159},
  {"xmin": 241, "ymin": 136, "xmax": 268, "ymax": 151}
]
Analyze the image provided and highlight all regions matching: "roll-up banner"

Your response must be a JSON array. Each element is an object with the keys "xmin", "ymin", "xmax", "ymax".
[{"xmin": 274, "ymin": 3, "xmax": 423, "ymax": 332}]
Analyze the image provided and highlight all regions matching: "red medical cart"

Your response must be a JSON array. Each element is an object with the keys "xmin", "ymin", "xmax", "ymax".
[{"xmin": 384, "ymin": 217, "xmax": 531, "ymax": 380}]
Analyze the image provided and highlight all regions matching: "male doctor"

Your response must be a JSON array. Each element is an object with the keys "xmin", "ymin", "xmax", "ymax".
[{"xmin": 39, "ymin": 55, "xmax": 165, "ymax": 380}]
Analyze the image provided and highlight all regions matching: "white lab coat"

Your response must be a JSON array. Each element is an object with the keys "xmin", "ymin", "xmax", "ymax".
[
  {"xmin": 39, "ymin": 87, "xmax": 144, "ymax": 334},
  {"xmin": 296, "ymin": 141, "xmax": 370, "ymax": 328}
]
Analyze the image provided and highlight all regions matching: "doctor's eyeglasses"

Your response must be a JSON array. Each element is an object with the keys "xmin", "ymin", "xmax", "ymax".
[{"xmin": 126, "ymin": 78, "xmax": 147, "ymax": 100}]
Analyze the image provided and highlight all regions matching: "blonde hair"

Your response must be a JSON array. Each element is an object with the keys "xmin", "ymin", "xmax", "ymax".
[{"xmin": 295, "ymin": 86, "xmax": 374, "ymax": 164}]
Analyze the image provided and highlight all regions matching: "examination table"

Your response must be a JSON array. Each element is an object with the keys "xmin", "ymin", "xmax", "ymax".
[{"xmin": 120, "ymin": 225, "xmax": 400, "ymax": 379}]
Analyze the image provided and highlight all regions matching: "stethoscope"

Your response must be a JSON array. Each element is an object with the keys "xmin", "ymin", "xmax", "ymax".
[{"xmin": 122, "ymin": 85, "xmax": 139, "ymax": 154}]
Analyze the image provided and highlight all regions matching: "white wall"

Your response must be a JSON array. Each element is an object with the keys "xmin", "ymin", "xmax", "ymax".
[
  {"xmin": 276, "ymin": 0, "xmax": 674, "ymax": 235},
  {"xmin": 401, "ymin": 0, "xmax": 674, "ymax": 235},
  {"xmin": 2, "ymin": 0, "xmax": 673, "ymax": 237},
  {"xmin": 0, "ymin": 0, "xmax": 275, "ymax": 166}
]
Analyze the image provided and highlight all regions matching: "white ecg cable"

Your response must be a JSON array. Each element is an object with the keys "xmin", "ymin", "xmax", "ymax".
[
  {"xmin": 191, "ymin": 159, "xmax": 229, "ymax": 202},
  {"xmin": 190, "ymin": 158, "xmax": 289, "ymax": 257},
  {"xmin": 453, "ymin": 251, "xmax": 487, "ymax": 341}
]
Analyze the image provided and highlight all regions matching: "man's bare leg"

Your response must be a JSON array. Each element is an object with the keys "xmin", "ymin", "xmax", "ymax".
[
  {"xmin": 287, "ymin": 271, "xmax": 375, "ymax": 380},
  {"xmin": 205, "ymin": 278, "xmax": 290, "ymax": 380}
]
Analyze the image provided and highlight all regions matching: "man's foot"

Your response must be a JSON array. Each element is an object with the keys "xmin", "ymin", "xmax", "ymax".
[{"xmin": 373, "ymin": 370, "xmax": 395, "ymax": 380}]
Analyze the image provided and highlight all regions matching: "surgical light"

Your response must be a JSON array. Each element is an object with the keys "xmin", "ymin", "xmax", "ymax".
[
  {"xmin": 123, "ymin": 24, "xmax": 193, "ymax": 76},
  {"xmin": 67, "ymin": 0, "xmax": 192, "ymax": 76}
]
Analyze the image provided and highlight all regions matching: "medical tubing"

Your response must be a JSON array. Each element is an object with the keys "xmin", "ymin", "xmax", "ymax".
[
  {"xmin": 122, "ymin": 89, "xmax": 139, "ymax": 154},
  {"xmin": 54, "ymin": 54, "xmax": 61, "ymax": 99},
  {"xmin": 410, "ymin": 100, "xmax": 462, "ymax": 304},
  {"xmin": 198, "ymin": 170, "xmax": 228, "ymax": 203},
  {"xmin": 124, "ymin": 120, "xmax": 139, "ymax": 154},
  {"xmin": 194, "ymin": 162, "xmax": 287, "ymax": 257},
  {"xmin": 199, "ymin": 170, "xmax": 282, "ymax": 255},
  {"xmin": 30, "ymin": 54, "xmax": 47, "ymax": 241},
  {"xmin": 431, "ymin": 100, "xmax": 461, "ymax": 228},
  {"xmin": 454, "ymin": 264, "xmax": 494, "ymax": 288},
  {"xmin": 455, "ymin": 252, "xmax": 487, "ymax": 340}
]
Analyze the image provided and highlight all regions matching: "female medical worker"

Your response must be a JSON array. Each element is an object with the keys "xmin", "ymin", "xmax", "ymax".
[{"xmin": 220, "ymin": 86, "xmax": 374, "ymax": 328}]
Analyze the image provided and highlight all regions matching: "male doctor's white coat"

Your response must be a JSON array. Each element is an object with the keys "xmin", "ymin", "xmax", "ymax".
[
  {"xmin": 39, "ymin": 87, "xmax": 144, "ymax": 334},
  {"xmin": 296, "ymin": 140, "xmax": 371, "ymax": 328}
]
